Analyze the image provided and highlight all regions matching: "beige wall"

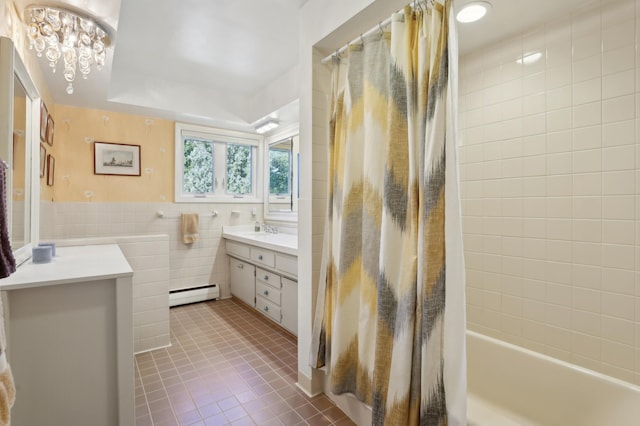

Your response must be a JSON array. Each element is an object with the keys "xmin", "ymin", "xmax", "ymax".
[
  {"xmin": 51, "ymin": 105, "xmax": 174, "ymax": 203},
  {"xmin": 459, "ymin": 0, "xmax": 640, "ymax": 385}
]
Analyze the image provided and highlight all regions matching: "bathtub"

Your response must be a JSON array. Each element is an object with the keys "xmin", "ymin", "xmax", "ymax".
[{"xmin": 466, "ymin": 330, "xmax": 640, "ymax": 425}]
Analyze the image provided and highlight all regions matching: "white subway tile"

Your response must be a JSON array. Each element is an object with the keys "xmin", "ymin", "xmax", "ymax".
[
  {"xmin": 523, "ymin": 113, "xmax": 547, "ymax": 136},
  {"xmin": 602, "ymin": 244, "xmax": 635, "ymax": 271},
  {"xmin": 523, "ymin": 238, "xmax": 546, "ymax": 260},
  {"xmin": 546, "ymin": 260, "xmax": 572, "ymax": 285},
  {"xmin": 546, "ymin": 130, "xmax": 572, "ymax": 154},
  {"xmin": 603, "ymin": 120, "xmax": 635, "ymax": 147},
  {"xmin": 572, "ymin": 78, "xmax": 601, "ymax": 106},
  {"xmin": 524, "ymin": 93, "xmax": 546, "ymax": 116},
  {"xmin": 572, "ymin": 33, "xmax": 602, "ymax": 61},
  {"xmin": 547, "ymin": 108, "xmax": 572, "ymax": 132},
  {"xmin": 546, "ymin": 85, "xmax": 572, "ymax": 111},
  {"xmin": 523, "ymin": 72, "xmax": 546, "ymax": 96},
  {"xmin": 603, "ymin": 145, "xmax": 635, "ymax": 171},
  {"xmin": 603, "ymin": 95, "xmax": 635, "ymax": 123},
  {"xmin": 572, "ymin": 242, "xmax": 602, "ymax": 266},
  {"xmin": 573, "ymin": 173, "xmax": 602, "ymax": 196},
  {"xmin": 524, "ymin": 259, "xmax": 546, "ymax": 282},
  {"xmin": 524, "ymin": 156, "xmax": 546, "ymax": 177},
  {"xmin": 502, "ymin": 158, "xmax": 524, "ymax": 178},
  {"xmin": 546, "ymin": 239, "xmax": 572, "ymax": 262},
  {"xmin": 602, "ymin": 341, "xmax": 635, "ymax": 371},
  {"xmin": 502, "ymin": 237, "xmax": 524, "ymax": 257},
  {"xmin": 572, "ymin": 264, "xmax": 602, "ymax": 290},
  {"xmin": 545, "ymin": 303, "xmax": 572, "ymax": 328},
  {"xmin": 572, "ymin": 219, "xmax": 602, "ymax": 243},
  {"xmin": 571, "ymin": 331, "xmax": 601, "ymax": 360},
  {"xmin": 547, "ymin": 64, "xmax": 572, "ymax": 89},
  {"xmin": 572, "ymin": 309, "xmax": 601, "ymax": 338},
  {"xmin": 602, "ymin": 45, "xmax": 635, "ymax": 75},
  {"xmin": 573, "ymin": 149, "xmax": 602, "ymax": 174},
  {"xmin": 572, "ymin": 197, "xmax": 602, "ymax": 219},
  {"xmin": 602, "ymin": 267, "xmax": 635, "ymax": 295},
  {"xmin": 572, "ymin": 287, "xmax": 601, "ymax": 312},
  {"xmin": 602, "ymin": 19, "xmax": 635, "ymax": 52},
  {"xmin": 546, "ymin": 175, "xmax": 572, "ymax": 196},
  {"xmin": 573, "ymin": 102, "xmax": 602, "ymax": 128},
  {"xmin": 601, "ymin": 316, "xmax": 635, "ymax": 345},
  {"xmin": 502, "ymin": 138, "xmax": 524, "ymax": 159},
  {"xmin": 602, "ymin": 220, "xmax": 635, "ymax": 245},
  {"xmin": 546, "ymin": 152, "xmax": 572, "ymax": 175},
  {"xmin": 501, "ymin": 98, "xmax": 523, "ymax": 120},
  {"xmin": 602, "ymin": 70, "xmax": 635, "ymax": 100},
  {"xmin": 602, "ymin": 171, "xmax": 635, "ymax": 195},
  {"xmin": 546, "ymin": 219, "xmax": 572, "ymax": 240},
  {"xmin": 524, "ymin": 218, "xmax": 546, "ymax": 238},
  {"xmin": 523, "ymin": 177, "xmax": 546, "ymax": 197},
  {"xmin": 603, "ymin": 196, "xmax": 635, "ymax": 220},
  {"xmin": 572, "ymin": 126, "xmax": 602, "ymax": 151},
  {"xmin": 572, "ymin": 55, "xmax": 602, "ymax": 83}
]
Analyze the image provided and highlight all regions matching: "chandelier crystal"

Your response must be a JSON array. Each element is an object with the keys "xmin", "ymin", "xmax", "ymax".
[{"xmin": 25, "ymin": 6, "xmax": 111, "ymax": 95}]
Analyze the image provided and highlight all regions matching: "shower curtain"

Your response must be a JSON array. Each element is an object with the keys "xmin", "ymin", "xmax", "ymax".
[{"xmin": 310, "ymin": 1, "xmax": 466, "ymax": 425}]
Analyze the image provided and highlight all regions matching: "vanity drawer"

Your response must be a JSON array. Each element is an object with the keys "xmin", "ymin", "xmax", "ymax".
[
  {"xmin": 251, "ymin": 248, "xmax": 275, "ymax": 268},
  {"xmin": 256, "ymin": 268, "xmax": 281, "ymax": 289},
  {"xmin": 276, "ymin": 253, "xmax": 297, "ymax": 277},
  {"xmin": 256, "ymin": 296, "xmax": 281, "ymax": 323},
  {"xmin": 256, "ymin": 281, "xmax": 281, "ymax": 305},
  {"xmin": 226, "ymin": 241, "xmax": 250, "ymax": 259}
]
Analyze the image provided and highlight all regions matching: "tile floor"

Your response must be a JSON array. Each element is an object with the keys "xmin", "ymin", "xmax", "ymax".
[{"xmin": 135, "ymin": 299, "xmax": 354, "ymax": 426}]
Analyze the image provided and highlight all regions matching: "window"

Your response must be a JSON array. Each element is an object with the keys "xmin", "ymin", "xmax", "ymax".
[{"xmin": 175, "ymin": 123, "xmax": 261, "ymax": 203}]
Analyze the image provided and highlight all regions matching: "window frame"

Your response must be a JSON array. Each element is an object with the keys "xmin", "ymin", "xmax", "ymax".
[{"xmin": 175, "ymin": 122, "xmax": 263, "ymax": 203}]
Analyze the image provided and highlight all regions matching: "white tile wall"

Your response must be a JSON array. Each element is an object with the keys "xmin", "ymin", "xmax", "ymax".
[
  {"xmin": 40, "ymin": 201, "xmax": 265, "ymax": 352},
  {"xmin": 55, "ymin": 234, "xmax": 170, "ymax": 353},
  {"xmin": 459, "ymin": 0, "xmax": 640, "ymax": 385}
]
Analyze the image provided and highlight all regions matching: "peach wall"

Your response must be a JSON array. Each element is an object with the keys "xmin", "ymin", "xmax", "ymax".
[{"xmin": 51, "ymin": 105, "xmax": 174, "ymax": 203}]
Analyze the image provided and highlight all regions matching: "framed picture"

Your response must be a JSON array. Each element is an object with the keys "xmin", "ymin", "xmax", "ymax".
[
  {"xmin": 46, "ymin": 154, "xmax": 55, "ymax": 186},
  {"xmin": 40, "ymin": 143, "xmax": 46, "ymax": 177},
  {"xmin": 45, "ymin": 114, "xmax": 54, "ymax": 146},
  {"xmin": 40, "ymin": 101, "xmax": 48, "ymax": 142},
  {"xmin": 94, "ymin": 142, "xmax": 141, "ymax": 176}
]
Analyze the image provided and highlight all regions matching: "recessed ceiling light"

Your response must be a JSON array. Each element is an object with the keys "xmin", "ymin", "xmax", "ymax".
[
  {"xmin": 516, "ymin": 51, "xmax": 543, "ymax": 65},
  {"xmin": 456, "ymin": 2, "xmax": 492, "ymax": 23}
]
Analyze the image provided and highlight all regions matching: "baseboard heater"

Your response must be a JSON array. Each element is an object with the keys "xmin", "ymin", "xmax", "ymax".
[{"xmin": 169, "ymin": 284, "xmax": 220, "ymax": 307}]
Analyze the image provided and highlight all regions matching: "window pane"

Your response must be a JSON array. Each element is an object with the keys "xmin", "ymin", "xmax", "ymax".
[
  {"xmin": 226, "ymin": 144, "xmax": 252, "ymax": 195},
  {"xmin": 269, "ymin": 149, "xmax": 291, "ymax": 195},
  {"xmin": 183, "ymin": 139, "xmax": 214, "ymax": 193}
]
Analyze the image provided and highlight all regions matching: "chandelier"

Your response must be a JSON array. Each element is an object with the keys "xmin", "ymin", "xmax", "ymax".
[{"xmin": 24, "ymin": 6, "xmax": 111, "ymax": 94}]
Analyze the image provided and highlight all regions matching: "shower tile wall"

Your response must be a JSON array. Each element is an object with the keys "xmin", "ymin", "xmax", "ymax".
[{"xmin": 458, "ymin": 0, "xmax": 640, "ymax": 385}]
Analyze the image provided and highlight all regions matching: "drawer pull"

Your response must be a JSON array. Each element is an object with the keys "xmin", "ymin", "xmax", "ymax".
[
  {"xmin": 258, "ymin": 255, "xmax": 263, "ymax": 260},
  {"xmin": 237, "ymin": 263, "xmax": 244, "ymax": 269},
  {"xmin": 264, "ymin": 275, "xmax": 269, "ymax": 280},
  {"xmin": 264, "ymin": 290, "xmax": 269, "ymax": 296},
  {"xmin": 264, "ymin": 306, "xmax": 269, "ymax": 312}
]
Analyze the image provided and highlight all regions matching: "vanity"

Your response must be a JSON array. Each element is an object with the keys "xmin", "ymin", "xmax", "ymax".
[{"xmin": 223, "ymin": 225, "xmax": 298, "ymax": 335}]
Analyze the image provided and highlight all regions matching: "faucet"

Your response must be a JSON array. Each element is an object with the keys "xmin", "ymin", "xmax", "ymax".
[{"xmin": 263, "ymin": 224, "xmax": 278, "ymax": 234}]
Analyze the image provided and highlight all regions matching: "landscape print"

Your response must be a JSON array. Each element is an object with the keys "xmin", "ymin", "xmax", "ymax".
[{"xmin": 94, "ymin": 141, "xmax": 141, "ymax": 176}]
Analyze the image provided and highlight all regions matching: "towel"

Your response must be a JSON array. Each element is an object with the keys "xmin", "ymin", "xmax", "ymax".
[
  {"xmin": 0, "ymin": 294, "xmax": 15, "ymax": 426},
  {"xmin": 0, "ymin": 164, "xmax": 16, "ymax": 279},
  {"xmin": 181, "ymin": 213, "xmax": 199, "ymax": 244}
]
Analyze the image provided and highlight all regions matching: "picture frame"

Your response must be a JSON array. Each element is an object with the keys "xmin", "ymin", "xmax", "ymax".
[
  {"xmin": 45, "ymin": 114, "xmax": 54, "ymax": 146},
  {"xmin": 94, "ymin": 142, "xmax": 141, "ymax": 176},
  {"xmin": 46, "ymin": 154, "xmax": 55, "ymax": 186},
  {"xmin": 40, "ymin": 143, "xmax": 46, "ymax": 178},
  {"xmin": 40, "ymin": 101, "xmax": 48, "ymax": 142}
]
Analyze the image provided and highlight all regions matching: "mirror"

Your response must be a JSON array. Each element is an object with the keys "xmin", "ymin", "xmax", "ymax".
[
  {"xmin": 0, "ymin": 37, "xmax": 40, "ymax": 266},
  {"xmin": 265, "ymin": 133, "xmax": 299, "ymax": 221},
  {"xmin": 12, "ymin": 75, "xmax": 29, "ymax": 251}
]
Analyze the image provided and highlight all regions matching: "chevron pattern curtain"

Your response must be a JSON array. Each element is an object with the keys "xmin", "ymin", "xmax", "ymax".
[{"xmin": 310, "ymin": 1, "xmax": 466, "ymax": 424}]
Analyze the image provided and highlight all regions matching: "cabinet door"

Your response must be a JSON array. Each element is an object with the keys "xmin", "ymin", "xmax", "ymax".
[
  {"xmin": 281, "ymin": 277, "xmax": 297, "ymax": 336},
  {"xmin": 229, "ymin": 257, "xmax": 255, "ymax": 307}
]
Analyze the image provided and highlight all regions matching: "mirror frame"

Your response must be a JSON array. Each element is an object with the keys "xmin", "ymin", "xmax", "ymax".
[
  {"xmin": 263, "ymin": 125, "xmax": 298, "ymax": 223},
  {"xmin": 0, "ymin": 37, "xmax": 41, "ymax": 266}
]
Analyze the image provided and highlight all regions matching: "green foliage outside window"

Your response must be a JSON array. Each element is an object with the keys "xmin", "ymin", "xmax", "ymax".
[
  {"xmin": 226, "ymin": 144, "xmax": 252, "ymax": 194},
  {"xmin": 269, "ymin": 149, "xmax": 291, "ymax": 195},
  {"xmin": 183, "ymin": 139, "xmax": 213, "ymax": 193}
]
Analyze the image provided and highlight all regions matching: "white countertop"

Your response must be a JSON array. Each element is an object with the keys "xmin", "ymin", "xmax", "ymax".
[
  {"xmin": 222, "ymin": 225, "xmax": 298, "ymax": 256},
  {"xmin": 0, "ymin": 244, "xmax": 133, "ymax": 291}
]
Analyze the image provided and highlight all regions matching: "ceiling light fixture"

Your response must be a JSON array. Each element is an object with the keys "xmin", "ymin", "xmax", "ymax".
[
  {"xmin": 516, "ymin": 51, "xmax": 543, "ymax": 65},
  {"xmin": 24, "ymin": 6, "xmax": 111, "ymax": 95},
  {"xmin": 255, "ymin": 119, "xmax": 279, "ymax": 134},
  {"xmin": 456, "ymin": 2, "xmax": 491, "ymax": 23}
]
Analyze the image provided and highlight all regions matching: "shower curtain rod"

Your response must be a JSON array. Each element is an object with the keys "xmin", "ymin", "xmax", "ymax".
[{"xmin": 320, "ymin": 0, "xmax": 438, "ymax": 64}]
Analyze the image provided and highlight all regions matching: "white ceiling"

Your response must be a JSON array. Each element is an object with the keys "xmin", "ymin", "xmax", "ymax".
[{"xmin": 14, "ymin": 0, "xmax": 609, "ymax": 133}]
